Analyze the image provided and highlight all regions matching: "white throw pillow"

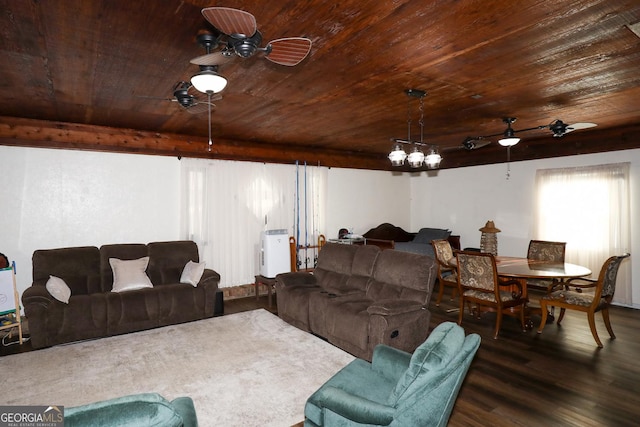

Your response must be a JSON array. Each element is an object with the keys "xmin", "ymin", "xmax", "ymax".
[
  {"xmin": 180, "ymin": 260, "xmax": 206, "ymax": 286},
  {"xmin": 46, "ymin": 275, "xmax": 71, "ymax": 304},
  {"xmin": 109, "ymin": 257, "xmax": 154, "ymax": 292}
]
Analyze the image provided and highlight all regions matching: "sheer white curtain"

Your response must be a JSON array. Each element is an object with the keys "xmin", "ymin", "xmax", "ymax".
[
  {"xmin": 533, "ymin": 162, "xmax": 631, "ymax": 304},
  {"xmin": 180, "ymin": 158, "xmax": 326, "ymax": 288}
]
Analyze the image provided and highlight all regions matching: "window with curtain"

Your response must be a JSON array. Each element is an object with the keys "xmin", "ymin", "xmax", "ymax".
[
  {"xmin": 180, "ymin": 158, "xmax": 327, "ymax": 288},
  {"xmin": 533, "ymin": 162, "xmax": 631, "ymax": 305}
]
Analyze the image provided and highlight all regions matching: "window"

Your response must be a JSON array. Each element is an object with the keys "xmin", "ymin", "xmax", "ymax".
[
  {"xmin": 534, "ymin": 162, "xmax": 631, "ymax": 305},
  {"xmin": 180, "ymin": 159, "xmax": 326, "ymax": 288}
]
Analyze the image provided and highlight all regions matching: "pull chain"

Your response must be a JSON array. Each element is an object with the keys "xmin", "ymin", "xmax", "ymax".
[
  {"xmin": 207, "ymin": 91, "xmax": 212, "ymax": 152},
  {"xmin": 406, "ymin": 97, "xmax": 412, "ymax": 142},
  {"xmin": 419, "ymin": 96, "xmax": 424, "ymax": 144}
]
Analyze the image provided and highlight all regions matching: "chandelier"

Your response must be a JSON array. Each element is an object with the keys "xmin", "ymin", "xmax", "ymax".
[{"xmin": 389, "ymin": 89, "xmax": 442, "ymax": 169}]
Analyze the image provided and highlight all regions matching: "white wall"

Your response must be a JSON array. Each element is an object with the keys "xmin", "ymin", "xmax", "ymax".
[
  {"xmin": 326, "ymin": 168, "xmax": 410, "ymax": 239},
  {"xmin": 411, "ymin": 149, "xmax": 640, "ymax": 307},
  {"xmin": 0, "ymin": 146, "xmax": 181, "ymax": 296},
  {"xmin": 2, "ymin": 144, "xmax": 638, "ymax": 307}
]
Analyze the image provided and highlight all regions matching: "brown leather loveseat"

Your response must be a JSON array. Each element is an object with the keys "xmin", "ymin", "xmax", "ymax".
[
  {"xmin": 275, "ymin": 243, "xmax": 437, "ymax": 361},
  {"xmin": 22, "ymin": 240, "xmax": 221, "ymax": 349}
]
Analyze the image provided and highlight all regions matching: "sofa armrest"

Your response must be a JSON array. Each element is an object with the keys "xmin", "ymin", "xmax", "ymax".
[
  {"xmin": 197, "ymin": 268, "xmax": 221, "ymax": 288},
  {"xmin": 275, "ymin": 271, "xmax": 318, "ymax": 288},
  {"xmin": 315, "ymin": 386, "xmax": 395, "ymax": 426},
  {"xmin": 21, "ymin": 284, "xmax": 55, "ymax": 311},
  {"xmin": 367, "ymin": 299, "xmax": 424, "ymax": 316}
]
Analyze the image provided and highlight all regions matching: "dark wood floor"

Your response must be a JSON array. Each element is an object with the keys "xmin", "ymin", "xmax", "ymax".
[
  {"xmin": 4, "ymin": 294, "xmax": 640, "ymax": 425},
  {"xmin": 236, "ymin": 294, "xmax": 640, "ymax": 426}
]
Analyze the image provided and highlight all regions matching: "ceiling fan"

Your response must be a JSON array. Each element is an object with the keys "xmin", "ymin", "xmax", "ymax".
[
  {"xmin": 141, "ymin": 81, "xmax": 221, "ymax": 114},
  {"xmin": 190, "ymin": 7, "xmax": 313, "ymax": 68},
  {"xmin": 444, "ymin": 118, "xmax": 597, "ymax": 152}
]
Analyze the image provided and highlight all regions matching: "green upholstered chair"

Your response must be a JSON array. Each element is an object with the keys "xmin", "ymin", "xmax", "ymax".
[
  {"xmin": 304, "ymin": 321, "xmax": 480, "ymax": 427},
  {"xmin": 64, "ymin": 393, "xmax": 198, "ymax": 427}
]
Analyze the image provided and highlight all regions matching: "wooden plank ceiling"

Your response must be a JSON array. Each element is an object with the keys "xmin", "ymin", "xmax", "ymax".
[{"xmin": 1, "ymin": 0, "xmax": 639, "ymax": 171}]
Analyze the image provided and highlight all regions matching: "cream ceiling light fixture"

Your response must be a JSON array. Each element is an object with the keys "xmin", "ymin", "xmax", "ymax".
[
  {"xmin": 498, "ymin": 117, "xmax": 520, "ymax": 147},
  {"xmin": 191, "ymin": 67, "xmax": 228, "ymax": 94},
  {"xmin": 389, "ymin": 89, "xmax": 442, "ymax": 169},
  {"xmin": 190, "ymin": 33, "xmax": 229, "ymax": 94}
]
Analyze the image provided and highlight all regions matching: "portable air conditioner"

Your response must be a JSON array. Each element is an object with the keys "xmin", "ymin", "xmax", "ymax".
[{"xmin": 261, "ymin": 229, "xmax": 291, "ymax": 278}]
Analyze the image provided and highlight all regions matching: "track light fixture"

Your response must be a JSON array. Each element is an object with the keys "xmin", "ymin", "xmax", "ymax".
[{"xmin": 389, "ymin": 89, "xmax": 442, "ymax": 169}]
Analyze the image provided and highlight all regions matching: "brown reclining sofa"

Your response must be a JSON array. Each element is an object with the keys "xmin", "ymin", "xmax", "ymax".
[
  {"xmin": 22, "ymin": 240, "xmax": 221, "ymax": 349},
  {"xmin": 275, "ymin": 243, "xmax": 437, "ymax": 361}
]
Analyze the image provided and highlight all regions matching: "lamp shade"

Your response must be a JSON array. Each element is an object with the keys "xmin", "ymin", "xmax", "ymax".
[
  {"xmin": 425, "ymin": 148, "xmax": 442, "ymax": 169},
  {"xmin": 388, "ymin": 144, "xmax": 407, "ymax": 166},
  {"xmin": 498, "ymin": 137, "xmax": 520, "ymax": 146},
  {"xmin": 498, "ymin": 126, "xmax": 520, "ymax": 146},
  {"xmin": 191, "ymin": 70, "xmax": 228, "ymax": 93},
  {"xmin": 407, "ymin": 147, "xmax": 425, "ymax": 168}
]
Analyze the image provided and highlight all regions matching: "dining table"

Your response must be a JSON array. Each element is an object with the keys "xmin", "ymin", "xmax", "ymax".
[
  {"xmin": 495, "ymin": 256, "xmax": 592, "ymax": 327},
  {"xmin": 448, "ymin": 254, "xmax": 592, "ymax": 328}
]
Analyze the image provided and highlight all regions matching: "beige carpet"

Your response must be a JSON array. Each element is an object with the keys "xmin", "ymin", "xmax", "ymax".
[{"xmin": 0, "ymin": 309, "xmax": 355, "ymax": 426}]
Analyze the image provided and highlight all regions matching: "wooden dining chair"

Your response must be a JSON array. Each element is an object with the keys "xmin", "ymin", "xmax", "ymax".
[
  {"xmin": 431, "ymin": 239, "xmax": 458, "ymax": 306},
  {"xmin": 526, "ymin": 240, "xmax": 566, "ymax": 293},
  {"xmin": 456, "ymin": 251, "xmax": 528, "ymax": 339},
  {"xmin": 537, "ymin": 253, "xmax": 630, "ymax": 348}
]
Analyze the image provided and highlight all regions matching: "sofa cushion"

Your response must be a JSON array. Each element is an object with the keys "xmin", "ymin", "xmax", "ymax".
[
  {"xmin": 109, "ymin": 257, "xmax": 154, "ymax": 292},
  {"xmin": 100, "ymin": 244, "xmax": 149, "ymax": 292},
  {"xmin": 180, "ymin": 260, "xmax": 205, "ymax": 286},
  {"xmin": 33, "ymin": 246, "xmax": 102, "ymax": 295},
  {"xmin": 315, "ymin": 243, "xmax": 358, "ymax": 274},
  {"xmin": 325, "ymin": 295, "xmax": 373, "ymax": 354},
  {"xmin": 411, "ymin": 228, "xmax": 452, "ymax": 244},
  {"xmin": 46, "ymin": 275, "xmax": 71, "ymax": 303},
  {"xmin": 367, "ymin": 250, "xmax": 435, "ymax": 304},
  {"xmin": 148, "ymin": 241, "xmax": 200, "ymax": 286}
]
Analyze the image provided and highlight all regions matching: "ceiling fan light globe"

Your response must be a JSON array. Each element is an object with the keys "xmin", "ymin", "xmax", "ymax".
[
  {"xmin": 407, "ymin": 148, "xmax": 425, "ymax": 168},
  {"xmin": 388, "ymin": 144, "xmax": 407, "ymax": 166},
  {"xmin": 191, "ymin": 71, "xmax": 228, "ymax": 94},
  {"xmin": 425, "ymin": 150, "xmax": 442, "ymax": 169},
  {"xmin": 498, "ymin": 137, "xmax": 520, "ymax": 147}
]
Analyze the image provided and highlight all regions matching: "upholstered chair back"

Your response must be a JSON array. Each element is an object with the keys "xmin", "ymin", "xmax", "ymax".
[
  {"xmin": 33, "ymin": 246, "xmax": 102, "ymax": 295},
  {"xmin": 599, "ymin": 254, "xmax": 630, "ymax": 300},
  {"xmin": 457, "ymin": 251, "xmax": 497, "ymax": 292},
  {"xmin": 389, "ymin": 322, "xmax": 481, "ymax": 425},
  {"xmin": 527, "ymin": 240, "xmax": 566, "ymax": 262},
  {"xmin": 432, "ymin": 239, "xmax": 455, "ymax": 266}
]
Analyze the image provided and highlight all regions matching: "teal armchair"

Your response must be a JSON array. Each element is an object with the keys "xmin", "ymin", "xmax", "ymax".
[
  {"xmin": 304, "ymin": 322, "xmax": 480, "ymax": 427},
  {"xmin": 64, "ymin": 393, "xmax": 198, "ymax": 427}
]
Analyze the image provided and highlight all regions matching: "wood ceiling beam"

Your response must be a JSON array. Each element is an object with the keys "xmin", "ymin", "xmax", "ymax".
[
  {"xmin": 0, "ymin": 116, "xmax": 387, "ymax": 170},
  {"xmin": 2, "ymin": 117, "xmax": 640, "ymax": 172}
]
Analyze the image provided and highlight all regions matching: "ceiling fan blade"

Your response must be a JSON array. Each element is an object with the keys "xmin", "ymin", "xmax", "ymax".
[
  {"xmin": 265, "ymin": 37, "xmax": 312, "ymax": 66},
  {"xmin": 471, "ymin": 139, "xmax": 492, "ymax": 149},
  {"xmin": 190, "ymin": 52, "xmax": 234, "ymax": 66},
  {"xmin": 183, "ymin": 101, "xmax": 216, "ymax": 115},
  {"xmin": 565, "ymin": 122, "xmax": 597, "ymax": 133},
  {"xmin": 201, "ymin": 7, "xmax": 257, "ymax": 38}
]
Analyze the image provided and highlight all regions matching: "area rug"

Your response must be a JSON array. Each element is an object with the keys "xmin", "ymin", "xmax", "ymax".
[{"xmin": 0, "ymin": 309, "xmax": 355, "ymax": 426}]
